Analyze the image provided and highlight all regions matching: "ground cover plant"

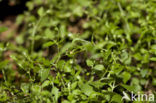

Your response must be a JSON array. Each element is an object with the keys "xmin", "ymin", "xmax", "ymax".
[{"xmin": 0, "ymin": 0, "xmax": 156, "ymax": 102}]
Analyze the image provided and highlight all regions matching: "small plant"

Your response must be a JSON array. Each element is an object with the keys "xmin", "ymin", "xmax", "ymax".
[{"xmin": 0, "ymin": 0, "xmax": 156, "ymax": 102}]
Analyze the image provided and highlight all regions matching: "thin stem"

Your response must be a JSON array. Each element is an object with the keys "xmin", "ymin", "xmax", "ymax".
[
  {"xmin": 31, "ymin": 15, "xmax": 45, "ymax": 54},
  {"xmin": 2, "ymin": 69, "xmax": 6, "ymax": 82}
]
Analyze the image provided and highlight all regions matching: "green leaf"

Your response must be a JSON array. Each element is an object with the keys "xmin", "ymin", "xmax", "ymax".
[
  {"xmin": 90, "ymin": 81, "xmax": 106, "ymax": 89},
  {"xmin": 39, "ymin": 69, "xmax": 50, "ymax": 82},
  {"xmin": 31, "ymin": 85, "xmax": 41, "ymax": 94},
  {"xmin": 38, "ymin": 7, "xmax": 44, "ymax": 17},
  {"xmin": 140, "ymin": 69, "xmax": 148, "ymax": 78},
  {"xmin": 86, "ymin": 59, "xmax": 94, "ymax": 67},
  {"xmin": 151, "ymin": 45, "xmax": 156, "ymax": 50},
  {"xmin": 21, "ymin": 83, "xmax": 30, "ymax": 93},
  {"xmin": 152, "ymin": 78, "xmax": 156, "ymax": 86},
  {"xmin": 121, "ymin": 84, "xmax": 136, "ymax": 92},
  {"xmin": 62, "ymin": 100, "xmax": 70, "ymax": 103},
  {"xmin": 57, "ymin": 60, "xmax": 65, "ymax": 71},
  {"xmin": 43, "ymin": 41, "xmax": 55, "ymax": 48},
  {"xmin": 16, "ymin": 15, "xmax": 24, "ymax": 25},
  {"xmin": 0, "ymin": 60, "xmax": 9, "ymax": 69},
  {"xmin": 44, "ymin": 28, "xmax": 54, "ymax": 39},
  {"xmin": 79, "ymin": 83, "xmax": 94, "ymax": 96},
  {"xmin": 42, "ymin": 80, "xmax": 50, "ymax": 88},
  {"xmin": 73, "ymin": 6, "xmax": 83, "ymax": 17},
  {"xmin": 72, "ymin": 89, "xmax": 81, "ymax": 96},
  {"xmin": 52, "ymin": 86, "xmax": 59, "ymax": 102},
  {"xmin": 0, "ymin": 27, "xmax": 8, "ymax": 33},
  {"xmin": 150, "ymin": 57, "xmax": 156, "ymax": 61},
  {"xmin": 93, "ymin": 64, "xmax": 105, "ymax": 71},
  {"xmin": 111, "ymin": 94, "xmax": 122, "ymax": 103},
  {"xmin": 122, "ymin": 72, "xmax": 131, "ymax": 83},
  {"xmin": 64, "ymin": 62, "xmax": 72, "ymax": 73},
  {"xmin": 26, "ymin": 1, "xmax": 34, "ymax": 10},
  {"xmin": 71, "ymin": 82, "xmax": 77, "ymax": 90}
]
